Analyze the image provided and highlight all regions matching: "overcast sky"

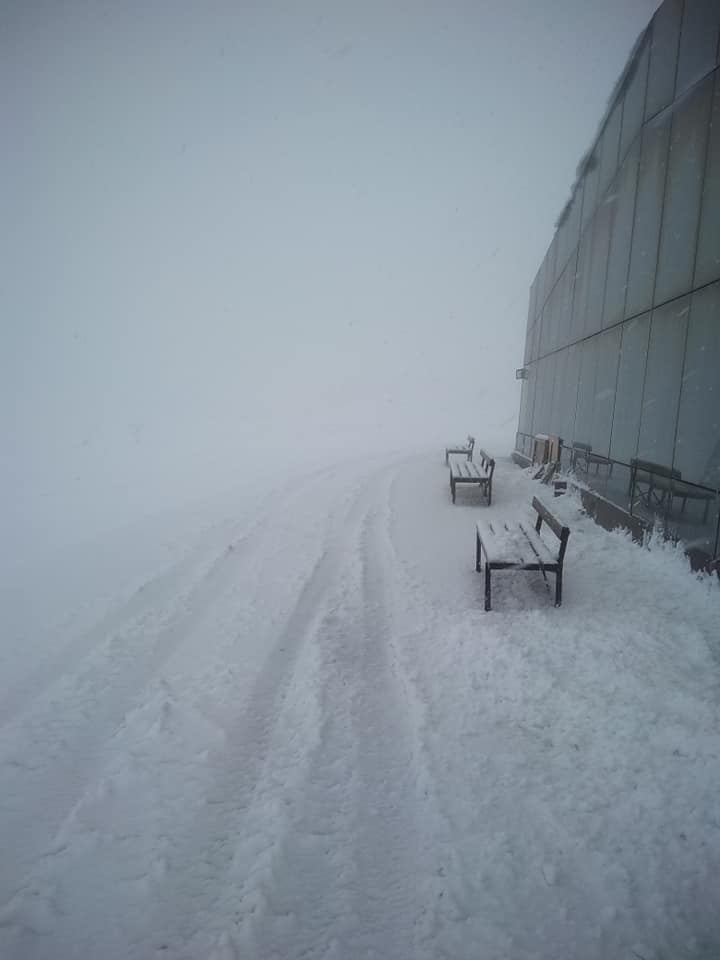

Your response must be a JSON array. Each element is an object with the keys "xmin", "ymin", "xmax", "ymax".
[{"xmin": 2, "ymin": 0, "xmax": 660, "ymax": 565}]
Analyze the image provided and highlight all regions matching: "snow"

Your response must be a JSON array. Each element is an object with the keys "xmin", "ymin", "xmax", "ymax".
[{"xmin": 1, "ymin": 453, "xmax": 719, "ymax": 959}]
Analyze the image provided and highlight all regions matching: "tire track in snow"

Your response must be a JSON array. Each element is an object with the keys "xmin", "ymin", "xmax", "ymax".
[
  {"xmin": 0, "ymin": 520, "xmax": 272, "ymax": 911},
  {"xmin": 0, "ymin": 467, "xmax": 328, "ymax": 730},
  {"xmin": 227, "ymin": 467, "xmax": 443, "ymax": 960},
  {"xmin": 343, "ymin": 481, "xmax": 442, "ymax": 959},
  {"xmin": 132, "ymin": 466, "xmax": 399, "ymax": 957},
  {"xmin": 0, "ymin": 467, "xmax": 371, "ymax": 913},
  {"xmin": 223, "ymin": 553, "xmax": 364, "ymax": 958}
]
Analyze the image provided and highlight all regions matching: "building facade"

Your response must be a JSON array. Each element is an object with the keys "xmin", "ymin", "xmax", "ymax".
[{"xmin": 516, "ymin": 0, "xmax": 720, "ymax": 564}]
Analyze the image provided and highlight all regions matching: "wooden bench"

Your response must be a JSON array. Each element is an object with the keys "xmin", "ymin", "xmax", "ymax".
[
  {"xmin": 629, "ymin": 458, "xmax": 714, "ymax": 522},
  {"xmin": 450, "ymin": 448, "xmax": 495, "ymax": 505},
  {"xmin": 570, "ymin": 440, "xmax": 613, "ymax": 476},
  {"xmin": 475, "ymin": 497, "xmax": 570, "ymax": 611},
  {"xmin": 445, "ymin": 434, "xmax": 475, "ymax": 465}
]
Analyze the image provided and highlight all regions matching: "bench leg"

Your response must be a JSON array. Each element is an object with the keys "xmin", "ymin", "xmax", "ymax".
[
  {"xmin": 476, "ymin": 534, "xmax": 482, "ymax": 572},
  {"xmin": 450, "ymin": 478, "xmax": 456, "ymax": 503},
  {"xmin": 445, "ymin": 450, "xmax": 449, "ymax": 465},
  {"xmin": 555, "ymin": 568, "xmax": 563, "ymax": 607},
  {"xmin": 487, "ymin": 479, "xmax": 492, "ymax": 507},
  {"xmin": 484, "ymin": 564, "xmax": 492, "ymax": 611}
]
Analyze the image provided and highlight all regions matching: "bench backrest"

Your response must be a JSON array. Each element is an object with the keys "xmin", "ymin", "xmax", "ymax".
[
  {"xmin": 571, "ymin": 440, "xmax": 591, "ymax": 453},
  {"xmin": 630, "ymin": 458, "xmax": 681, "ymax": 481},
  {"xmin": 478, "ymin": 448, "xmax": 495, "ymax": 476},
  {"xmin": 532, "ymin": 496, "xmax": 570, "ymax": 562}
]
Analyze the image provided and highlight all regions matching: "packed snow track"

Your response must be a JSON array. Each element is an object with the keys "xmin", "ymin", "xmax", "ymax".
[{"xmin": 1, "ymin": 455, "xmax": 719, "ymax": 959}]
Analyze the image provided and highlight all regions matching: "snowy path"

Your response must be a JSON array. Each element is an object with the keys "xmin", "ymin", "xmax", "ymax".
[{"xmin": 1, "ymin": 454, "xmax": 719, "ymax": 959}]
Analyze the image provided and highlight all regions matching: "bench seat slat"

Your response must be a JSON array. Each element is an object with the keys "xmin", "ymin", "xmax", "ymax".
[
  {"xmin": 451, "ymin": 461, "xmax": 487, "ymax": 481},
  {"xmin": 517, "ymin": 521, "xmax": 558, "ymax": 566},
  {"xmin": 476, "ymin": 519, "xmax": 554, "ymax": 568}
]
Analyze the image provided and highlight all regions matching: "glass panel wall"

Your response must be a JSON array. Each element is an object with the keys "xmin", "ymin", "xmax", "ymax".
[
  {"xmin": 517, "ymin": 1, "xmax": 720, "ymax": 567},
  {"xmin": 675, "ymin": 0, "xmax": 720, "ymax": 96},
  {"xmin": 609, "ymin": 312, "xmax": 651, "ymax": 462},
  {"xmin": 572, "ymin": 226, "xmax": 593, "ymax": 341},
  {"xmin": 522, "ymin": 364, "xmax": 537, "ymax": 437},
  {"xmin": 636, "ymin": 296, "xmax": 690, "ymax": 465},
  {"xmin": 561, "ymin": 188, "xmax": 583, "ymax": 273},
  {"xmin": 674, "ymin": 280, "xmax": 720, "ymax": 489},
  {"xmin": 598, "ymin": 101, "xmax": 622, "ymax": 196},
  {"xmin": 532, "ymin": 354, "xmax": 557, "ymax": 436},
  {"xmin": 603, "ymin": 139, "xmax": 640, "ymax": 329},
  {"xmin": 528, "ymin": 274, "xmax": 538, "ymax": 330},
  {"xmin": 591, "ymin": 326, "xmax": 622, "ymax": 456},
  {"xmin": 625, "ymin": 115, "xmax": 671, "ymax": 319},
  {"xmin": 549, "ymin": 347, "xmax": 568, "ymax": 440},
  {"xmin": 619, "ymin": 38, "xmax": 650, "ymax": 161},
  {"xmin": 645, "ymin": 0, "xmax": 682, "ymax": 120},
  {"xmin": 536, "ymin": 255, "xmax": 547, "ymax": 321},
  {"xmin": 543, "ymin": 234, "xmax": 558, "ymax": 308},
  {"xmin": 585, "ymin": 196, "xmax": 612, "ymax": 337},
  {"xmin": 654, "ymin": 73, "xmax": 713, "ymax": 306},
  {"xmin": 694, "ymin": 71, "xmax": 720, "ymax": 287},
  {"xmin": 580, "ymin": 154, "xmax": 600, "ymax": 233},
  {"xmin": 558, "ymin": 344, "xmax": 581, "ymax": 446},
  {"xmin": 531, "ymin": 311, "xmax": 543, "ymax": 362},
  {"xmin": 555, "ymin": 260, "xmax": 575, "ymax": 350},
  {"xmin": 517, "ymin": 379, "xmax": 530, "ymax": 438},
  {"xmin": 574, "ymin": 337, "xmax": 599, "ymax": 448}
]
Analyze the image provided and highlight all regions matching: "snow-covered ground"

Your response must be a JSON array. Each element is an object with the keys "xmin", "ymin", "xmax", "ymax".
[{"xmin": 1, "ymin": 453, "xmax": 719, "ymax": 960}]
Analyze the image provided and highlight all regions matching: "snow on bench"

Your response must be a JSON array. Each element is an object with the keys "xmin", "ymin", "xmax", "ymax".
[
  {"xmin": 475, "ymin": 496, "xmax": 570, "ymax": 611},
  {"xmin": 449, "ymin": 448, "xmax": 495, "ymax": 505}
]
